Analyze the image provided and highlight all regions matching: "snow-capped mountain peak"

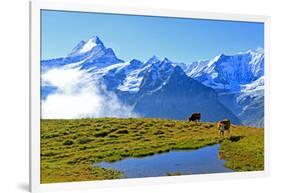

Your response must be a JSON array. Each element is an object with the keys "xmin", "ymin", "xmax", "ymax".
[
  {"xmin": 41, "ymin": 36, "xmax": 124, "ymax": 71},
  {"xmin": 181, "ymin": 49, "xmax": 264, "ymax": 93},
  {"xmin": 145, "ymin": 55, "xmax": 161, "ymax": 65},
  {"xmin": 78, "ymin": 36, "xmax": 99, "ymax": 53},
  {"xmin": 68, "ymin": 36, "xmax": 104, "ymax": 57},
  {"xmin": 162, "ymin": 57, "xmax": 172, "ymax": 64}
]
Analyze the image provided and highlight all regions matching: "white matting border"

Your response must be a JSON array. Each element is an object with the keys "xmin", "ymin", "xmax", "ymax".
[{"xmin": 30, "ymin": 0, "xmax": 271, "ymax": 192}]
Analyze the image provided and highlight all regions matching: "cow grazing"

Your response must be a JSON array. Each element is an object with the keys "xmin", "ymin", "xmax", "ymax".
[
  {"xmin": 188, "ymin": 113, "xmax": 201, "ymax": 122},
  {"xmin": 217, "ymin": 119, "xmax": 231, "ymax": 137},
  {"xmin": 218, "ymin": 151, "xmax": 226, "ymax": 160}
]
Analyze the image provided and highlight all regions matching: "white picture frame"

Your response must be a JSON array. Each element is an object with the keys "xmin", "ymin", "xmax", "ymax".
[{"xmin": 30, "ymin": 0, "xmax": 271, "ymax": 192}]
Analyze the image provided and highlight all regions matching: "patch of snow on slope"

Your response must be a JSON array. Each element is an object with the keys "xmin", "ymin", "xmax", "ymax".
[
  {"xmin": 77, "ymin": 38, "xmax": 98, "ymax": 54},
  {"xmin": 116, "ymin": 60, "xmax": 151, "ymax": 92},
  {"xmin": 241, "ymin": 76, "xmax": 264, "ymax": 92},
  {"xmin": 117, "ymin": 72, "xmax": 144, "ymax": 92}
]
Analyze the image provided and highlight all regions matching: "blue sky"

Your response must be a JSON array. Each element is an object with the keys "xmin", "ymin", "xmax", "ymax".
[{"xmin": 41, "ymin": 10, "xmax": 264, "ymax": 63}]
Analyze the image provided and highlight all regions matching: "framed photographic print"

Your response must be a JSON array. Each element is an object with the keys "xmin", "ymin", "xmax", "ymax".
[{"xmin": 30, "ymin": 0, "xmax": 270, "ymax": 192}]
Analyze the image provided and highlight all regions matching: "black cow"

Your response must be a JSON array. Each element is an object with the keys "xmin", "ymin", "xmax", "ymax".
[{"xmin": 188, "ymin": 113, "xmax": 201, "ymax": 122}]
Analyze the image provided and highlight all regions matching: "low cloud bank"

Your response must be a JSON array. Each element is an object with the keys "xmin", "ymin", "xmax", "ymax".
[{"xmin": 41, "ymin": 66, "xmax": 138, "ymax": 119}]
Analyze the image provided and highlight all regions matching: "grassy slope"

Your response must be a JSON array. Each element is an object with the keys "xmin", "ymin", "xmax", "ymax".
[{"xmin": 41, "ymin": 118, "xmax": 264, "ymax": 183}]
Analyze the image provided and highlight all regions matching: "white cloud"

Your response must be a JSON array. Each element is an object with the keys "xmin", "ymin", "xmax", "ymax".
[{"xmin": 41, "ymin": 66, "xmax": 138, "ymax": 119}]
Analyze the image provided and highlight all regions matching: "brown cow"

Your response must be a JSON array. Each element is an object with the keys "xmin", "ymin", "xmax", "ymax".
[
  {"xmin": 188, "ymin": 113, "xmax": 201, "ymax": 122},
  {"xmin": 217, "ymin": 119, "xmax": 231, "ymax": 137}
]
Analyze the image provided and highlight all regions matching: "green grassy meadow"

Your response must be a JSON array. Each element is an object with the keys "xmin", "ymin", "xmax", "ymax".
[{"xmin": 41, "ymin": 118, "xmax": 264, "ymax": 183}]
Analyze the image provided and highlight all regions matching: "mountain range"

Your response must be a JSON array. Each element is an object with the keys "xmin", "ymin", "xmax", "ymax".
[
  {"xmin": 178, "ymin": 49, "xmax": 264, "ymax": 127},
  {"xmin": 41, "ymin": 36, "xmax": 264, "ymax": 127}
]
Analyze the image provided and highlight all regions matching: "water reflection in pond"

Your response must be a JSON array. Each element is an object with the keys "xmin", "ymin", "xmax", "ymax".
[{"xmin": 94, "ymin": 144, "xmax": 233, "ymax": 178}]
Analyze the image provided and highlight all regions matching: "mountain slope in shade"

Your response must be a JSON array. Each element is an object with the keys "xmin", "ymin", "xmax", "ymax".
[{"xmin": 133, "ymin": 66, "xmax": 241, "ymax": 123}]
